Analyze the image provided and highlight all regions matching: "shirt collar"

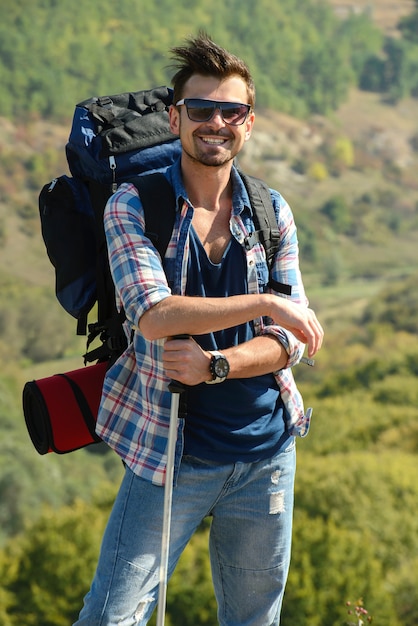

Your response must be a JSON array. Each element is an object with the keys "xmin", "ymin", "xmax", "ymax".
[{"xmin": 166, "ymin": 157, "xmax": 252, "ymax": 217}]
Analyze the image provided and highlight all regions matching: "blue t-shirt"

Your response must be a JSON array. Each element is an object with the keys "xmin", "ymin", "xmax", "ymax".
[{"xmin": 184, "ymin": 226, "xmax": 289, "ymax": 462}]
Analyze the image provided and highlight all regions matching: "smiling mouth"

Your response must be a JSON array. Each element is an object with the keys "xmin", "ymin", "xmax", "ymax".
[{"xmin": 199, "ymin": 136, "xmax": 230, "ymax": 145}]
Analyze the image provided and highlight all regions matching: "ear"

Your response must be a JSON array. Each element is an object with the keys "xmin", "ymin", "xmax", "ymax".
[
  {"xmin": 169, "ymin": 105, "xmax": 180, "ymax": 136},
  {"xmin": 244, "ymin": 110, "xmax": 255, "ymax": 142}
]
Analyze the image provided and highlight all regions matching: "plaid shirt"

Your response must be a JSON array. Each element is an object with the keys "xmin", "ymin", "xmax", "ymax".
[{"xmin": 96, "ymin": 159, "xmax": 312, "ymax": 486}]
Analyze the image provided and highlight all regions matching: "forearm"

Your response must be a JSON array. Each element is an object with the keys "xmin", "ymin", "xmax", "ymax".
[
  {"xmin": 140, "ymin": 291, "xmax": 323, "ymax": 357},
  {"xmin": 139, "ymin": 293, "xmax": 273, "ymax": 341},
  {"xmin": 162, "ymin": 334, "xmax": 289, "ymax": 387},
  {"xmin": 223, "ymin": 334, "xmax": 288, "ymax": 378}
]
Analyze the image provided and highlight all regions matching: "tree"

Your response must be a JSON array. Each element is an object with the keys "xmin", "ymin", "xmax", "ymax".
[
  {"xmin": 283, "ymin": 513, "xmax": 400, "ymax": 625},
  {"xmin": 362, "ymin": 272, "xmax": 418, "ymax": 334},
  {"xmin": 2, "ymin": 500, "xmax": 108, "ymax": 626},
  {"xmin": 0, "ymin": 0, "xmax": 390, "ymax": 121},
  {"xmin": 384, "ymin": 38, "xmax": 418, "ymax": 102},
  {"xmin": 398, "ymin": 2, "xmax": 418, "ymax": 45},
  {"xmin": 320, "ymin": 195, "xmax": 352, "ymax": 234},
  {"xmin": 1, "ymin": 504, "xmax": 217, "ymax": 626}
]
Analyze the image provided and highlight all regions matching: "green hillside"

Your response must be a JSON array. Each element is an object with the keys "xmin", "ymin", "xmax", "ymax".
[
  {"xmin": 1, "ymin": 1, "xmax": 418, "ymax": 625},
  {"xmin": 0, "ymin": 0, "xmax": 405, "ymax": 120}
]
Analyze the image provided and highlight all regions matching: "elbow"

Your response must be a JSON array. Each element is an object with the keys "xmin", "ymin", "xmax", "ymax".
[
  {"xmin": 138, "ymin": 310, "xmax": 160, "ymax": 341},
  {"xmin": 138, "ymin": 299, "xmax": 169, "ymax": 341}
]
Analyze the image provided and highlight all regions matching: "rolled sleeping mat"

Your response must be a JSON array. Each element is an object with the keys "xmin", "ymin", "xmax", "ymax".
[{"xmin": 22, "ymin": 361, "xmax": 108, "ymax": 455}]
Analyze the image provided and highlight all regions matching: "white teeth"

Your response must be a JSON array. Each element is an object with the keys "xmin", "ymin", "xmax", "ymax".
[{"xmin": 202, "ymin": 137, "xmax": 225, "ymax": 144}]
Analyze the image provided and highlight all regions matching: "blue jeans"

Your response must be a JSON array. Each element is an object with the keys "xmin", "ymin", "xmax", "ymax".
[{"xmin": 74, "ymin": 442, "xmax": 296, "ymax": 626}]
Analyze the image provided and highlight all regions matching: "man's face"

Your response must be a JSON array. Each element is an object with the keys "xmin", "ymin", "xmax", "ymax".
[{"xmin": 169, "ymin": 74, "xmax": 255, "ymax": 168}]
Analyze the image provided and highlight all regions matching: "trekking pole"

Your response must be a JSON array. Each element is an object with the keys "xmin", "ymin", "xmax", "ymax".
[{"xmin": 156, "ymin": 335, "xmax": 188, "ymax": 626}]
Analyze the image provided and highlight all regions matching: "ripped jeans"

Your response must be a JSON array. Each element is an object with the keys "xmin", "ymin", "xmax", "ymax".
[{"xmin": 73, "ymin": 442, "xmax": 296, "ymax": 626}]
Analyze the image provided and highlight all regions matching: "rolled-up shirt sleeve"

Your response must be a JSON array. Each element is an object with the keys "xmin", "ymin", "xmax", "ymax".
[
  {"xmin": 104, "ymin": 183, "xmax": 172, "ymax": 329},
  {"xmin": 259, "ymin": 189, "xmax": 309, "ymax": 369}
]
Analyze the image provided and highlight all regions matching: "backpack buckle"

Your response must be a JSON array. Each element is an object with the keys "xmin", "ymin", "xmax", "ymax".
[{"xmin": 243, "ymin": 231, "xmax": 260, "ymax": 250}]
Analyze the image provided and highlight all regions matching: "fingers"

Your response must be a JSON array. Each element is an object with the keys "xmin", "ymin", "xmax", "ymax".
[
  {"xmin": 163, "ymin": 337, "xmax": 208, "ymax": 385},
  {"xmin": 163, "ymin": 337, "xmax": 191, "ymax": 377},
  {"xmin": 304, "ymin": 308, "xmax": 324, "ymax": 357},
  {"xmin": 273, "ymin": 301, "xmax": 324, "ymax": 357}
]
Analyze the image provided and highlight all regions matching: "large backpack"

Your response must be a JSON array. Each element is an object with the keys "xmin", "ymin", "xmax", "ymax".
[{"xmin": 38, "ymin": 86, "xmax": 287, "ymax": 367}]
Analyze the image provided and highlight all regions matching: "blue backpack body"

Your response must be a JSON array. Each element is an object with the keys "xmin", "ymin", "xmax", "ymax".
[{"xmin": 39, "ymin": 87, "xmax": 181, "ymax": 363}]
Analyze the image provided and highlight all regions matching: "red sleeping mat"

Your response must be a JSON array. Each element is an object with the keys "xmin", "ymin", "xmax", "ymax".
[{"xmin": 22, "ymin": 361, "xmax": 108, "ymax": 454}]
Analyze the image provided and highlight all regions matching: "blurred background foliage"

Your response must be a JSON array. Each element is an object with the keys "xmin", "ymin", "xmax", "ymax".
[
  {"xmin": 1, "ymin": 0, "xmax": 417, "ymax": 121},
  {"xmin": 1, "ymin": 0, "xmax": 418, "ymax": 624}
]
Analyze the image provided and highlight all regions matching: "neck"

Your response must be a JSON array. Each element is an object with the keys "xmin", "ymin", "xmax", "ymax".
[{"xmin": 181, "ymin": 157, "xmax": 233, "ymax": 210}]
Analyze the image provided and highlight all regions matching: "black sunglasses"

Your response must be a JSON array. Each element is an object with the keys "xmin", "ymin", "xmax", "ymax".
[{"xmin": 175, "ymin": 98, "xmax": 251, "ymax": 126}]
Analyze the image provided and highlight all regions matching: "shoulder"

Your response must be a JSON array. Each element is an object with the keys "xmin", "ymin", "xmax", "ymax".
[{"xmin": 237, "ymin": 168, "xmax": 294, "ymax": 225}]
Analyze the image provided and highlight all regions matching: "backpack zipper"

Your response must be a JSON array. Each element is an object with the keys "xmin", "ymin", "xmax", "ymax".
[
  {"xmin": 109, "ymin": 156, "xmax": 117, "ymax": 192},
  {"xmin": 48, "ymin": 178, "xmax": 58, "ymax": 192}
]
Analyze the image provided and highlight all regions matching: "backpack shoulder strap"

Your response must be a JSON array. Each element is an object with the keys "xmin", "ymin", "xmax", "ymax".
[
  {"xmin": 127, "ymin": 172, "xmax": 176, "ymax": 259},
  {"xmin": 239, "ymin": 172, "xmax": 280, "ymax": 268},
  {"xmin": 128, "ymin": 173, "xmax": 188, "ymax": 416},
  {"xmin": 239, "ymin": 172, "xmax": 292, "ymax": 296},
  {"xmin": 83, "ymin": 173, "xmax": 176, "ymax": 364}
]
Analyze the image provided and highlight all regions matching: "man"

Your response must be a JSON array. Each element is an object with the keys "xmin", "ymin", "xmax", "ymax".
[{"xmin": 74, "ymin": 32, "xmax": 323, "ymax": 626}]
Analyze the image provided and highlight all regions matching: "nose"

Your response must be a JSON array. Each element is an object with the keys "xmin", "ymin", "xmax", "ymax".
[{"xmin": 207, "ymin": 107, "xmax": 226, "ymax": 126}]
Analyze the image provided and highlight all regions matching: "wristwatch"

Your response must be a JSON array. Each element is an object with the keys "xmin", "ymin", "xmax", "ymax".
[{"xmin": 206, "ymin": 350, "xmax": 230, "ymax": 384}]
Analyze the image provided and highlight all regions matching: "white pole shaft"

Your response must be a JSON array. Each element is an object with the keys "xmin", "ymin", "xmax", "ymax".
[{"xmin": 156, "ymin": 391, "xmax": 180, "ymax": 626}]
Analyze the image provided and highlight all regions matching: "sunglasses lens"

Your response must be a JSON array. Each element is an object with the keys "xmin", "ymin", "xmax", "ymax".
[
  {"xmin": 184, "ymin": 100, "xmax": 250, "ymax": 125},
  {"xmin": 187, "ymin": 101, "xmax": 215, "ymax": 122},
  {"xmin": 221, "ymin": 103, "xmax": 249, "ymax": 124}
]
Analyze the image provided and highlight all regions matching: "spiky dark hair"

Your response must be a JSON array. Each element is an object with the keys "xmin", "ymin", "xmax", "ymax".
[{"xmin": 170, "ymin": 31, "xmax": 255, "ymax": 107}]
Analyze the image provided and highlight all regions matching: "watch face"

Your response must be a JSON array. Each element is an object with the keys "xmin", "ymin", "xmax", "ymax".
[{"xmin": 214, "ymin": 357, "xmax": 229, "ymax": 378}]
